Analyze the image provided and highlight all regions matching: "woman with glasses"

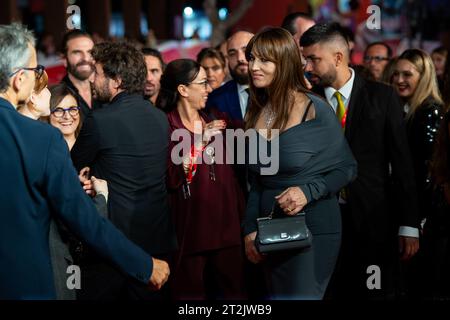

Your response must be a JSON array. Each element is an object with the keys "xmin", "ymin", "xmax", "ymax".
[
  {"xmin": 47, "ymin": 82, "xmax": 109, "ymax": 300},
  {"xmin": 156, "ymin": 59, "xmax": 246, "ymax": 300},
  {"xmin": 17, "ymin": 69, "xmax": 51, "ymax": 119},
  {"xmin": 48, "ymin": 83, "xmax": 82, "ymax": 150}
]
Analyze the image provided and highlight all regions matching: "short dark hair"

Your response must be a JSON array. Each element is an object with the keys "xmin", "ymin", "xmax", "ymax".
[
  {"xmin": 92, "ymin": 41, "xmax": 147, "ymax": 94},
  {"xmin": 364, "ymin": 42, "xmax": 393, "ymax": 59},
  {"xmin": 281, "ymin": 12, "xmax": 313, "ymax": 36},
  {"xmin": 49, "ymin": 82, "xmax": 76, "ymax": 112},
  {"xmin": 48, "ymin": 82, "xmax": 83, "ymax": 137},
  {"xmin": 156, "ymin": 59, "xmax": 200, "ymax": 113},
  {"xmin": 141, "ymin": 47, "xmax": 166, "ymax": 71},
  {"xmin": 61, "ymin": 30, "xmax": 93, "ymax": 55},
  {"xmin": 196, "ymin": 47, "xmax": 226, "ymax": 68},
  {"xmin": 300, "ymin": 22, "xmax": 349, "ymax": 48},
  {"xmin": 432, "ymin": 46, "xmax": 448, "ymax": 57}
]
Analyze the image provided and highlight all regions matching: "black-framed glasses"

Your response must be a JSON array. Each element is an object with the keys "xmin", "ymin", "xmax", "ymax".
[
  {"xmin": 363, "ymin": 56, "xmax": 389, "ymax": 63},
  {"xmin": 189, "ymin": 80, "xmax": 210, "ymax": 90},
  {"xmin": 51, "ymin": 106, "xmax": 80, "ymax": 118},
  {"xmin": 8, "ymin": 65, "xmax": 45, "ymax": 80}
]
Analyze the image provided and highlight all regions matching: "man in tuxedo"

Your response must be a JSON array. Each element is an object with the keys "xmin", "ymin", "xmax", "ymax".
[
  {"xmin": 300, "ymin": 23, "xmax": 420, "ymax": 299},
  {"xmin": 71, "ymin": 41, "xmax": 177, "ymax": 300},
  {"xmin": 0, "ymin": 23, "xmax": 169, "ymax": 300},
  {"xmin": 206, "ymin": 30, "xmax": 254, "ymax": 128}
]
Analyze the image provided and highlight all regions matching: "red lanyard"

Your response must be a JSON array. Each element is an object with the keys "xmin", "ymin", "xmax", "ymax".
[{"xmin": 341, "ymin": 109, "xmax": 348, "ymax": 129}]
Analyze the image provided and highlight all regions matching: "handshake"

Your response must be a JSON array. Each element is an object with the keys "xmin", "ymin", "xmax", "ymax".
[
  {"xmin": 78, "ymin": 167, "xmax": 108, "ymax": 200},
  {"xmin": 78, "ymin": 167, "xmax": 171, "ymax": 291}
]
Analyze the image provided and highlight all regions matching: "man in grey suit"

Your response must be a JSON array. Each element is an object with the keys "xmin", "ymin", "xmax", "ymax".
[{"xmin": 0, "ymin": 23, "xmax": 169, "ymax": 300}]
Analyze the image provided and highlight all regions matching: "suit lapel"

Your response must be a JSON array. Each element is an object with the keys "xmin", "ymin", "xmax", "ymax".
[
  {"xmin": 345, "ymin": 73, "xmax": 364, "ymax": 143},
  {"xmin": 227, "ymin": 82, "xmax": 243, "ymax": 120}
]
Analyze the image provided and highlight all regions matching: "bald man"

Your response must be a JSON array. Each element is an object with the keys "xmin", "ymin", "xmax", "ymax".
[{"xmin": 206, "ymin": 30, "xmax": 254, "ymax": 124}]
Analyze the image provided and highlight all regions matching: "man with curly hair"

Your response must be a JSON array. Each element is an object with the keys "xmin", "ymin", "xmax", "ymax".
[{"xmin": 71, "ymin": 42, "xmax": 177, "ymax": 300}]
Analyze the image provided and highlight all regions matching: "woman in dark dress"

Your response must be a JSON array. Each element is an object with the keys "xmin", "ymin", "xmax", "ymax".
[
  {"xmin": 242, "ymin": 28, "xmax": 357, "ymax": 300},
  {"xmin": 392, "ymin": 49, "xmax": 448, "ymax": 299},
  {"xmin": 392, "ymin": 49, "xmax": 446, "ymax": 222},
  {"xmin": 156, "ymin": 59, "xmax": 246, "ymax": 300}
]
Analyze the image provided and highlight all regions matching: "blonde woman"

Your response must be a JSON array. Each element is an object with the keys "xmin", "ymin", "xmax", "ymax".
[
  {"xmin": 392, "ymin": 49, "xmax": 447, "ymax": 299},
  {"xmin": 392, "ymin": 49, "xmax": 446, "ymax": 221}
]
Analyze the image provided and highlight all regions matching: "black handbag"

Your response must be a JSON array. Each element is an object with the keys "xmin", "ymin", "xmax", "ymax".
[{"xmin": 255, "ymin": 203, "xmax": 312, "ymax": 254}]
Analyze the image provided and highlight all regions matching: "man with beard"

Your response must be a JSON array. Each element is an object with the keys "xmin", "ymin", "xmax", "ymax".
[
  {"xmin": 71, "ymin": 42, "xmax": 177, "ymax": 300},
  {"xmin": 300, "ymin": 23, "xmax": 419, "ymax": 300},
  {"xmin": 206, "ymin": 31, "xmax": 254, "ymax": 129},
  {"xmin": 60, "ymin": 30, "xmax": 99, "ymax": 117},
  {"xmin": 142, "ymin": 48, "xmax": 165, "ymax": 105}
]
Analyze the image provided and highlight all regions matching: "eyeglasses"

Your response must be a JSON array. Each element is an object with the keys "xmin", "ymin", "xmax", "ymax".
[
  {"xmin": 9, "ymin": 65, "xmax": 45, "ymax": 80},
  {"xmin": 189, "ymin": 80, "xmax": 210, "ymax": 90},
  {"xmin": 51, "ymin": 106, "xmax": 80, "ymax": 118},
  {"xmin": 363, "ymin": 56, "xmax": 389, "ymax": 63}
]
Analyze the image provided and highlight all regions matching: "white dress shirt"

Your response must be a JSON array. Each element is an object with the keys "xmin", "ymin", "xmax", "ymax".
[
  {"xmin": 237, "ymin": 83, "xmax": 249, "ymax": 119},
  {"xmin": 324, "ymin": 67, "xmax": 355, "ymax": 113}
]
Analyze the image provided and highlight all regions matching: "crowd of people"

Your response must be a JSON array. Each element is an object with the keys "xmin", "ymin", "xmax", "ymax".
[{"xmin": 1, "ymin": 10, "xmax": 450, "ymax": 301}]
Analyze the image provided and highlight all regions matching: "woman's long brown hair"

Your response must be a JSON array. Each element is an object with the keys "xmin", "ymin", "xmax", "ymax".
[{"xmin": 244, "ymin": 27, "xmax": 308, "ymax": 131}]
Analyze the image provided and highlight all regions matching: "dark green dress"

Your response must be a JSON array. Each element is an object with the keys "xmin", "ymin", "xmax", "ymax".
[{"xmin": 243, "ymin": 93, "xmax": 357, "ymax": 300}]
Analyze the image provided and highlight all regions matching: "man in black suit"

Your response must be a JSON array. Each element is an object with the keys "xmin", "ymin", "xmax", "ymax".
[
  {"xmin": 300, "ymin": 23, "xmax": 420, "ymax": 299},
  {"xmin": 71, "ymin": 42, "xmax": 177, "ymax": 300},
  {"xmin": 0, "ymin": 23, "xmax": 169, "ymax": 300}
]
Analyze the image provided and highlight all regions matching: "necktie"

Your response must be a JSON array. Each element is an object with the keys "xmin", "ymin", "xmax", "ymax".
[
  {"xmin": 334, "ymin": 91, "xmax": 346, "ymax": 123},
  {"xmin": 334, "ymin": 91, "xmax": 348, "ymax": 201}
]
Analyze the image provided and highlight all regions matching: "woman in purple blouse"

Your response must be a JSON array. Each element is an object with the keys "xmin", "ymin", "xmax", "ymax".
[{"xmin": 156, "ymin": 59, "xmax": 246, "ymax": 300}]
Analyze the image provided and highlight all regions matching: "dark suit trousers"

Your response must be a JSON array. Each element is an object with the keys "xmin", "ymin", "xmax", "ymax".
[
  {"xmin": 325, "ymin": 204, "xmax": 398, "ymax": 300},
  {"xmin": 77, "ymin": 254, "xmax": 171, "ymax": 301}
]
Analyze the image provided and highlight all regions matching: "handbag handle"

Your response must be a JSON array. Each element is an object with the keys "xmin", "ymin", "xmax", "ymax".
[
  {"xmin": 267, "ymin": 201, "xmax": 305, "ymax": 219},
  {"xmin": 267, "ymin": 201, "xmax": 277, "ymax": 219}
]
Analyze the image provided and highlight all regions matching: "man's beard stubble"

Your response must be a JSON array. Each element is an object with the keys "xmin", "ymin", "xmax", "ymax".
[
  {"xmin": 229, "ymin": 64, "xmax": 249, "ymax": 85},
  {"xmin": 92, "ymin": 80, "xmax": 112, "ymax": 103},
  {"xmin": 67, "ymin": 60, "xmax": 94, "ymax": 81}
]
